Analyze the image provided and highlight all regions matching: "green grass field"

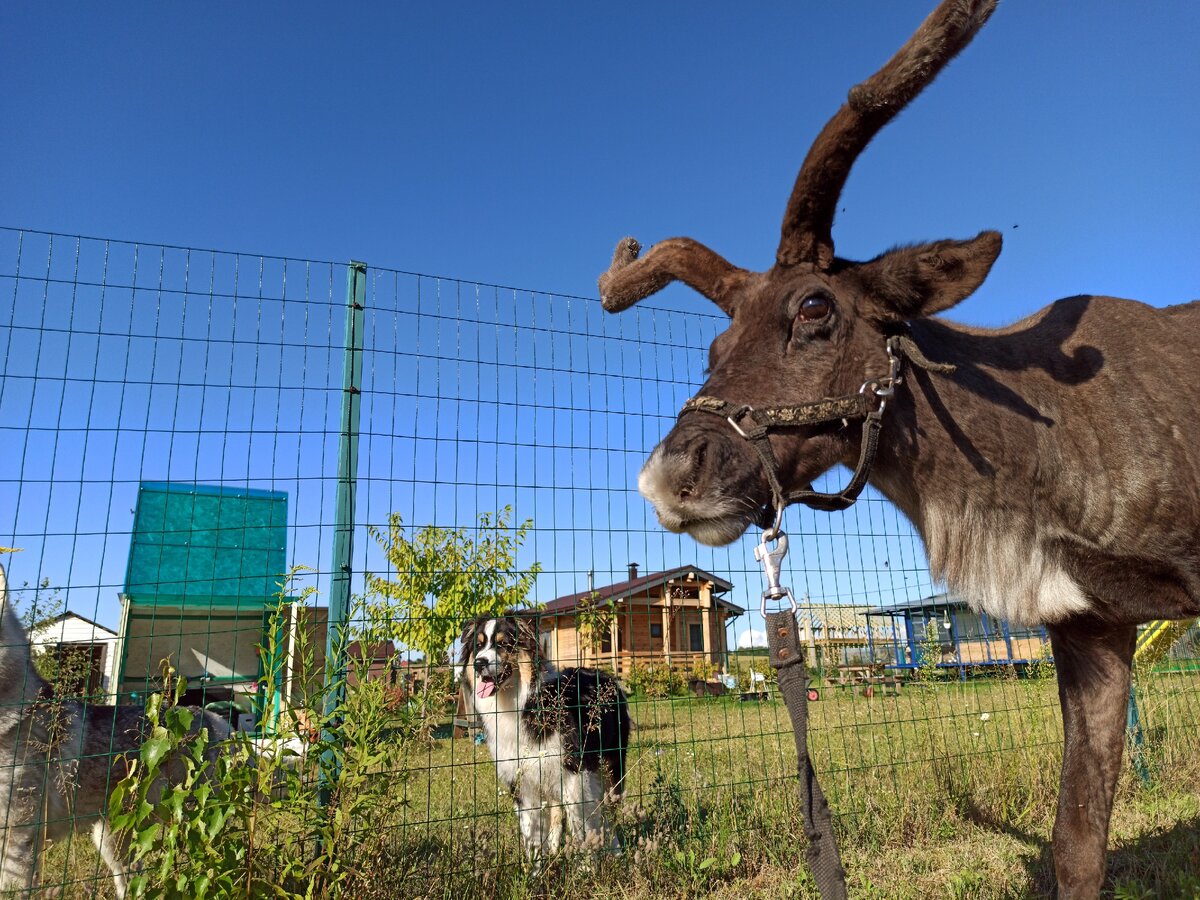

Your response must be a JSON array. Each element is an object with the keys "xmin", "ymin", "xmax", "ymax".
[
  {"xmin": 26, "ymin": 669, "xmax": 1200, "ymax": 898},
  {"xmin": 376, "ymin": 671, "xmax": 1200, "ymax": 900}
]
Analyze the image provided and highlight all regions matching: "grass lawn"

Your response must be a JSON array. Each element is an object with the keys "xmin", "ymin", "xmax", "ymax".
[
  {"xmin": 26, "ymin": 669, "xmax": 1200, "ymax": 898},
  {"xmin": 382, "ymin": 670, "xmax": 1200, "ymax": 899}
]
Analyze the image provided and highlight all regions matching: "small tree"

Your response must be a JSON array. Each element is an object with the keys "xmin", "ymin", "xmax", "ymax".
[
  {"xmin": 7, "ymin": 576, "xmax": 98, "ymax": 697},
  {"xmin": 915, "ymin": 617, "xmax": 946, "ymax": 684},
  {"xmin": 13, "ymin": 576, "xmax": 65, "ymax": 635},
  {"xmin": 364, "ymin": 506, "xmax": 541, "ymax": 693},
  {"xmin": 575, "ymin": 591, "xmax": 613, "ymax": 663}
]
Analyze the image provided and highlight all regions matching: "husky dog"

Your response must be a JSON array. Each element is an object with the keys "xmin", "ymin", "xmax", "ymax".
[
  {"xmin": 458, "ymin": 615, "xmax": 630, "ymax": 860},
  {"xmin": 0, "ymin": 564, "xmax": 231, "ymax": 897}
]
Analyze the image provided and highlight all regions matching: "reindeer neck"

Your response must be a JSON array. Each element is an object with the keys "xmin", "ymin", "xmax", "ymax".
[
  {"xmin": 868, "ymin": 318, "xmax": 1042, "ymax": 519},
  {"xmin": 863, "ymin": 317, "xmax": 1099, "ymax": 625},
  {"xmin": 0, "ymin": 598, "xmax": 53, "ymax": 707}
]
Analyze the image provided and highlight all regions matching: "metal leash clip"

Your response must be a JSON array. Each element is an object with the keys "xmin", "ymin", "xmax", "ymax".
[
  {"xmin": 755, "ymin": 526, "xmax": 798, "ymax": 617},
  {"xmin": 858, "ymin": 340, "xmax": 902, "ymax": 415}
]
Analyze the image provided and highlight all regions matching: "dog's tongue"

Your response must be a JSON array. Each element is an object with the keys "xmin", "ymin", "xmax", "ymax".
[{"xmin": 476, "ymin": 680, "xmax": 497, "ymax": 699}]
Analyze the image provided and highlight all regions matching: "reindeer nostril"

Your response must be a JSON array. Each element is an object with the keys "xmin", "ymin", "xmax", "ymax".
[{"xmin": 678, "ymin": 442, "xmax": 709, "ymax": 502}]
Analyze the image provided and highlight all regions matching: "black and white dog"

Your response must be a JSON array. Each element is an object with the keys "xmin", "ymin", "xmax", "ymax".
[{"xmin": 458, "ymin": 615, "xmax": 629, "ymax": 859}]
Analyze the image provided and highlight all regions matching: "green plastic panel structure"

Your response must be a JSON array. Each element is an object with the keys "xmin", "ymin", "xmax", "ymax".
[{"xmin": 124, "ymin": 481, "xmax": 287, "ymax": 607}]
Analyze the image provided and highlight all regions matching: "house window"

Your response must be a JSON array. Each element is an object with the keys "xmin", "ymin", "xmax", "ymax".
[
  {"xmin": 689, "ymin": 623, "xmax": 704, "ymax": 652},
  {"xmin": 539, "ymin": 631, "xmax": 553, "ymax": 659},
  {"xmin": 650, "ymin": 623, "xmax": 663, "ymax": 639}
]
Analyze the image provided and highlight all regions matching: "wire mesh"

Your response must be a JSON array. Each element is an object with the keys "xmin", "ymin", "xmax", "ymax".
[{"xmin": 1, "ymin": 226, "xmax": 1199, "ymax": 898}]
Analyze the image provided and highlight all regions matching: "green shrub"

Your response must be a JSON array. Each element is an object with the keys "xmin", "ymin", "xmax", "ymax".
[
  {"xmin": 107, "ymin": 665, "xmax": 260, "ymax": 899},
  {"xmin": 688, "ymin": 657, "xmax": 718, "ymax": 684},
  {"xmin": 107, "ymin": 573, "xmax": 429, "ymax": 899},
  {"xmin": 625, "ymin": 661, "xmax": 687, "ymax": 697}
]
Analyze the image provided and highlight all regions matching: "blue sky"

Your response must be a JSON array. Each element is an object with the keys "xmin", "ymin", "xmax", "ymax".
[
  {"xmin": 2, "ymin": 3, "xmax": 1198, "ymax": 647},
  {"xmin": 5, "ymin": 3, "xmax": 1197, "ymax": 307}
]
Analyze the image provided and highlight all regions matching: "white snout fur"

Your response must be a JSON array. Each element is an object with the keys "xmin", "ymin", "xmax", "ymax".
[{"xmin": 637, "ymin": 446, "xmax": 752, "ymax": 546}]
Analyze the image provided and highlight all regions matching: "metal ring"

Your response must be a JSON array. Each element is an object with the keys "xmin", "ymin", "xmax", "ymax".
[
  {"xmin": 762, "ymin": 506, "xmax": 784, "ymax": 541},
  {"xmin": 726, "ymin": 415, "xmax": 750, "ymax": 439},
  {"xmin": 761, "ymin": 586, "xmax": 798, "ymax": 619}
]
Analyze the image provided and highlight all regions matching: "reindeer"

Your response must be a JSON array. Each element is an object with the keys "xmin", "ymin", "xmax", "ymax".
[{"xmin": 596, "ymin": 1, "xmax": 1199, "ymax": 897}]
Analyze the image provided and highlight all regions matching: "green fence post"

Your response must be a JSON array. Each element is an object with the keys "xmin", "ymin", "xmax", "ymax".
[
  {"xmin": 318, "ymin": 260, "xmax": 367, "ymax": 806},
  {"xmin": 1126, "ymin": 682, "xmax": 1152, "ymax": 786}
]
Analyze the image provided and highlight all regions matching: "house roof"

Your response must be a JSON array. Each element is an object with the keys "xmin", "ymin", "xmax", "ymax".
[
  {"xmin": 29, "ymin": 611, "xmax": 119, "ymax": 640},
  {"xmin": 864, "ymin": 592, "xmax": 970, "ymax": 616},
  {"xmin": 795, "ymin": 603, "xmax": 877, "ymax": 631},
  {"xmin": 538, "ymin": 565, "xmax": 744, "ymax": 616}
]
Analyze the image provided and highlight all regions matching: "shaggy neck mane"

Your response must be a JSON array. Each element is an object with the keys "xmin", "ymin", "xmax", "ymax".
[
  {"xmin": 861, "ymin": 301, "xmax": 1200, "ymax": 627},
  {"xmin": 1, "ymin": 593, "xmax": 49, "ymax": 707},
  {"xmin": 867, "ymin": 311, "xmax": 1108, "ymax": 625}
]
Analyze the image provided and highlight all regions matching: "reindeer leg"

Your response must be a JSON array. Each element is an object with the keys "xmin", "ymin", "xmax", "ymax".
[
  {"xmin": 92, "ymin": 819, "xmax": 129, "ymax": 899},
  {"xmin": 0, "ymin": 822, "xmax": 40, "ymax": 896},
  {"xmin": 1046, "ymin": 617, "xmax": 1136, "ymax": 899}
]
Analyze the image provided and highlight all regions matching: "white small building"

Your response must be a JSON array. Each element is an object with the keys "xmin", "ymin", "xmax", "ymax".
[{"xmin": 29, "ymin": 612, "xmax": 120, "ymax": 702}]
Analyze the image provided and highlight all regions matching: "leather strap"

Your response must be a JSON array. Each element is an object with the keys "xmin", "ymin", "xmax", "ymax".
[{"xmin": 767, "ymin": 610, "xmax": 848, "ymax": 899}]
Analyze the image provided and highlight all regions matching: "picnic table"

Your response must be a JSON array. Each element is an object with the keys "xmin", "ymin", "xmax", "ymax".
[{"xmin": 825, "ymin": 666, "xmax": 904, "ymax": 697}]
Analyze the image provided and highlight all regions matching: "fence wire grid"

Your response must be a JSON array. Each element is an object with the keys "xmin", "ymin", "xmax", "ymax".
[{"xmin": 1, "ymin": 226, "xmax": 1198, "ymax": 899}]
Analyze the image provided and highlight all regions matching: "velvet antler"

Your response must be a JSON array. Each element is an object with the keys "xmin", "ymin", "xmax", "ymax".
[
  {"xmin": 598, "ymin": 237, "xmax": 749, "ymax": 316},
  {"xmin": 776, "ymin": 0, "xmax": 998, "ymax": 270}
]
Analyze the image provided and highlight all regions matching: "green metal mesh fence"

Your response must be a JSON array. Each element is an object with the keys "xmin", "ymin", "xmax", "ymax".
[{"xmin": 2, "ymin": 226, "xmax": 1198, "ymax": 898}]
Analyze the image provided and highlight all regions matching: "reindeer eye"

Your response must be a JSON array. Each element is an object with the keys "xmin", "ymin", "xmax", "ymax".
[{"xmin": 799, "ymin": 295, "xmax": 832, "ymax": 321}]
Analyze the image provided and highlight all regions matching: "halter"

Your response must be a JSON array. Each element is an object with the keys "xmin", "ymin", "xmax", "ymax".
[{"xmin": 678, "ymin": 334, "xmax": 954, "ymax": 520}]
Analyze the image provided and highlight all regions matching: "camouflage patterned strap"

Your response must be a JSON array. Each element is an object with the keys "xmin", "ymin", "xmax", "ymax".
[
  {"xmin": 679, "ymin": 393, "xmax": 881, "ymax": 514},
  {"xmin": 678, "ymin": 333, "xmax": 952, "ymax": 515},
  {"xmin": 680, "ymin": 393, "xmax": 872, "ymax": 429}
]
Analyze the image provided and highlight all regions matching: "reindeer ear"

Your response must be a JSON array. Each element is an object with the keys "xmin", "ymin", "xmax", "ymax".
[{"xmin": 859, "ymin": 230, "xmax": 1001, "ymax": 320}]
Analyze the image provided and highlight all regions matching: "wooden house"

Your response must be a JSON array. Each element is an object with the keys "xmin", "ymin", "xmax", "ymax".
[
  {"xmin": 345, "ymin": 639, "xmax": 425, "ymax": 701},
  {"xmin": 793, "ymin": 601, "xmax": 903, "ymax": 669},
  {"xmin": 532, "ymin": 564, "xmax": 744, "ymax": 677}
]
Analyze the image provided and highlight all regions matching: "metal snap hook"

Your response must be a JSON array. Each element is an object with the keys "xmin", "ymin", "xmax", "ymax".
[{"xmin": 755, "ymin": 528, "xmax": 798, "ymax": 617}]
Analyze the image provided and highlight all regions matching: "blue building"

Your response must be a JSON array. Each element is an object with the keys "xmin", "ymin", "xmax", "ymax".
[{"xmin": 865, "ymin": 593, "xmax": 1050, "ymax": 675}]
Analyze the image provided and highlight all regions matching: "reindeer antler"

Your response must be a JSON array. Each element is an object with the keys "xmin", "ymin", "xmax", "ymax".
[
  {"xmin": 598, "ymin": 237, "xmax": 749, "ymax": 315},
  {"xmin": 777, "ymin": 0, "xmax": 998, "ymax": 270}
]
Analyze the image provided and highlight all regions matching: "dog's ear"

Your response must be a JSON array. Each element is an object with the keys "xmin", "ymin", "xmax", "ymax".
[
  {"xmin": 457, "ymin": 619, "xmax": 478, "ymax": 672},
  {"xmin": 514, "ymin": 616, "xmax": 542, "ymax": 666}
]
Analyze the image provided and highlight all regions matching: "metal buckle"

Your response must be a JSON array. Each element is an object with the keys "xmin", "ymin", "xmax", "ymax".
[
  {"xmin": 858, "ymin": 380, "xmax": 888, "ymax": 416},
  {"xmin": 725, "ymin": 405, "xmax": 755, "ymax": 439},
  {"xmin": 755, "ymin": 529, "xmax": 798, "ymax": 617},
  {"xmin": 879, "ymin": 339, "xmax": 902, "ymax": 396},
  {"xmin": 858, "ymin": 341, "xmax": 903, "ymax": 411}
]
